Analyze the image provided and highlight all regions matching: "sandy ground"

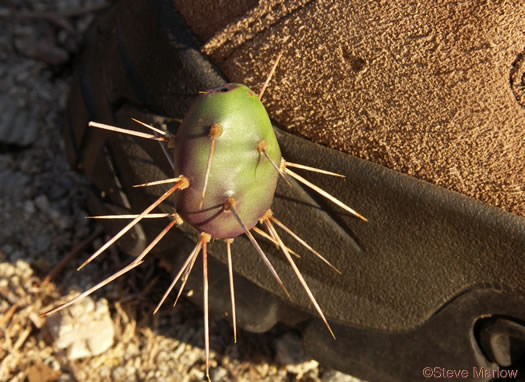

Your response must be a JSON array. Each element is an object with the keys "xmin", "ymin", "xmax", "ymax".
[{"xmin": 0, "ymin": 1, "xmax": 364, "ymax": 381}]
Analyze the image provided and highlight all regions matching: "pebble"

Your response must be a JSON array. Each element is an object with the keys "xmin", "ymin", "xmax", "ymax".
[
  {"xmin": 111, "ymin": 366, "xmax": 126, "ymax": 380},
  {"xmin": 9, "ymin": 250, "xmax": 25, "ymax": 262},
  {"xmin": 24, "ymin": 200, "xmax": 36, "ymax": 214},
  {"xmin": 274, "ymin": 331, "xmax": 307, "ymax": 365},
  {"xmin": 210, "ymin": 366, "xmax": 228, "ymax": 381},
  {"xmin": 286, "ymin": 359, "xmax": 319, "ymax": 379},
  {"xmin": 322, "ymin": 370, "xmax": 368, "ymax": 382},
  {"xmin": 35, "ymin": 194, "xmax": 50, "ymax": 211},
  {"xmin": 0, "ymin": 262, "xmax": 16, "ymax": 279},
  {"xmin": 1, "ymin": 244, "xmax": 13, "ymax": 256},
  {"xmin": 33, "ymin": 232, "xmax": 51, "ymax": 253},
  {"xmin": 45, "ymin": 297, "xmax": 115, "ymax": 360},
  {"xmin": 48, "ymin": 208, "xmax": 71, "ymax": 229}
]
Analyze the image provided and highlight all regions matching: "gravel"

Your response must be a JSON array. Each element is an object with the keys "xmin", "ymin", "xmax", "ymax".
[{"xmin": 0, "ymin": 1, "xmax": 365, "ymax": 381}]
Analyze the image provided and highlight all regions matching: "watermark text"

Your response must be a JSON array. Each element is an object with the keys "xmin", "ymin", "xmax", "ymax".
[{"xmin": 422, "ymin": 366, "xmax": 519, "ymax": 379}]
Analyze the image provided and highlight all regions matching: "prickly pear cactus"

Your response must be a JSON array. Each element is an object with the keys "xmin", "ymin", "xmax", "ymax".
[
  {"xmin": 173, "ymin": 83, "xmax": 281, "ymax": 238},
  {"xmin": 43, "ymin": 55, "xmax": 367, "ymax": 380}
]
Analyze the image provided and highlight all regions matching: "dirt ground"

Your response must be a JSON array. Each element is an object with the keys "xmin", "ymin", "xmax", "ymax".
[{"xmin": 0, "ymin": 1, "xmax": 363, "ymax": 381}]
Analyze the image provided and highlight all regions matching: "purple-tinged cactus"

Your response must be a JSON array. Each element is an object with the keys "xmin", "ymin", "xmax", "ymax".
[
  {"xmin": 43, "ymin": 54, "xmax": 367, "ymax": 380},
  {"xmin": 173, "ymin": 83, "xmax": 281, "ymax": 239}
]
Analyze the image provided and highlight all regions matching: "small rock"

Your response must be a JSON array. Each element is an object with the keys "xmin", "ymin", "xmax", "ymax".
[
  {"xmin": 10, "ymin": 250, "xmax": 25, "ymax": 262},
  {"xmin": 0, "ymin": 264, "xmax": 15, "ymax": 281},
  {"xmin": 49, "ymin": 209, "xmax": 71, "ymax": 230},
  {"xmin": 1, "ymin": 244, "xmax": 13, "ymax": 255},
  {"xmin": 24, "ymin": 200, "xmax": 36, "ymax": 214},
  {"xmin": 322, "ymin": 370, "xmax": 366, "ymax": 382},
  {"xmin": 111, "ymin": 366, "xmax": 126, "ymax": 380},
  {"xmin": 48, "ymin": 182, "xmax": 68, "ymax": 200},
  {"xmin": 45, "ymin": 296, "xmax": 115, "ymax": 360},
  {"xmin": 188, "ymin": 368, "xmax": 205, "ymax": 381},
  {"xmin": 210, "ymin": 366, "xmax": 228, "ymax": 381},
  {"xmin": 34, "ymin": 232, "xmax": 51, "ymax": 253},
  {"xmin": 15, "ymin": 259, "xmax": 34, "ymax": 278},
  {"xmin": 35, "ymin": 194, "xmax": 50, "ymax": 211},
  {"xmin": 29, "ymin": 311, "xmax": 47, "ymax": 329},
  {"xmin": 286, "ymin": 359, "xmax": 319, "ymax": 380},
  {"xmin": 27, "ymin": 361, "xmax": 60, "ymax": 382},
  {"xmin": 274, "ymin": 331, "xmax": 307, "ymax": 365},
  {"xmin": 98, "ymin": 366, "xmax": 111, "ymax": 378}
]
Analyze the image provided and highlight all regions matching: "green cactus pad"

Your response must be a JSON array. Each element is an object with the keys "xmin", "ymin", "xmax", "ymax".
[{"xmin": 173, "ymin": 83, "xmax": 281, "ymax": 238}]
